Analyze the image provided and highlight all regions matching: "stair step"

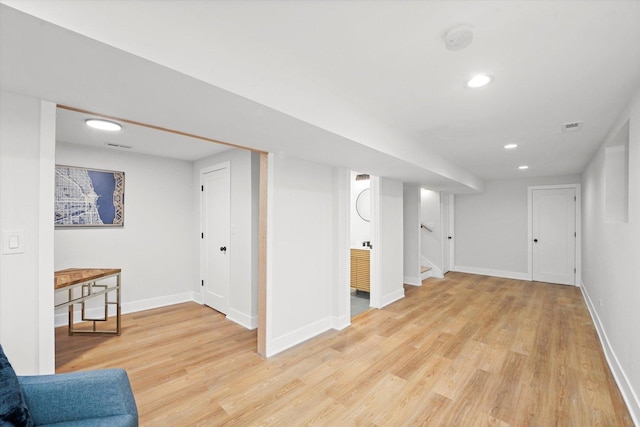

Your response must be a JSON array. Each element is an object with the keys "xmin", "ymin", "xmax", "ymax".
[{"xmin": 421, "ymin": 266, "xmax": 431, "ymax": 274}]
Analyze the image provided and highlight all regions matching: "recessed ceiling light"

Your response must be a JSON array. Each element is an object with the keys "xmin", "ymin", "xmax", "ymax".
[
  {"xmin": 518, "ymin": 165, "xmax": 529, "ymax": 170},
  {"xmin": 85, "ymin": 119, "xmax": 122, "ymax": 131},
  {"xmin": 504, "ymin": 144, "xmax": 518, "ymax": 149},
  {"xmin": 465, "ymin": 74, "xmax": 492, "ymax": 88}
]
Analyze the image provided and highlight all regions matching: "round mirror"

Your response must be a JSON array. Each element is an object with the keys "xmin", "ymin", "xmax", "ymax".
[{"xmin": 356, "ymin": 188, "xmax": 371, "ymax": 222}]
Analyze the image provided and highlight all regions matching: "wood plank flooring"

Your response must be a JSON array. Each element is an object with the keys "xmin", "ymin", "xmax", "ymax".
[{"xmin": 55, "ymin": 272, "xmax": 632, "ymax": 426}]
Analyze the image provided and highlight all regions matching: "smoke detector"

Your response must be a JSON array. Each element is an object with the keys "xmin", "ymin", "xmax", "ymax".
[{"xmin": 444, "ymin": 24, "xmax": 474, "ymax": 51}]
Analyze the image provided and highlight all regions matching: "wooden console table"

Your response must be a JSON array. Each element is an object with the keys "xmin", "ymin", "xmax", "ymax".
[{"xmin": 54, "ymin": 268, "xmax": 121, "ymax": 336}]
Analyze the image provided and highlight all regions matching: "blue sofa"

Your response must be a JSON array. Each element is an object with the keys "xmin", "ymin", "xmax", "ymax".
[{"xmin": 1, "ymin": 345, "xmax": 138, "ymax": 426}]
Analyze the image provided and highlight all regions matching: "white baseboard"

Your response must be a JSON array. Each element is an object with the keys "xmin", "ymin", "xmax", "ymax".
[
  {"xmin": 266, "ymin": 317, "xmax": 332, "ymax": 358},
  {"xmin": 123, "ymin": 292, "xmax": 194, "ymax": 314},
  {"xmin": 226, "ymin": 308, "xmax": 257, "ymax": 330},
  {"xmin": 454, "ymin": 265, "xmax": 529, "ymax": 281},
  {"xmin": 192, "ymin": 291, "xmax": 203, "ymax": 304},
  {"xmin": 379, "ymin": 288, "xmax": 405, "ymax": 308},
  {"xmin": 55, "ymin": 291, "xmax": 194, "ymax": 328},
  {"xmin": 331, "ymin": 314, "xmax": 350, "ymax": 331},
  {"xmin": 403, "ymin": 275, "xmax": 421, "ymax": 286},
  {"xmin": 580, "ymin": 281, "xmax": 639, "ymax": 425}
]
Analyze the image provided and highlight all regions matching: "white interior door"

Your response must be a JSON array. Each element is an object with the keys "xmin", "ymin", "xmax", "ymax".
[
  {"xmin": 201, "ymin": 165, "xmax": 231, "ymax": 313},
  {"xmin": 532, "ymin": 188, "xmax": 576, "ymax": 285}
]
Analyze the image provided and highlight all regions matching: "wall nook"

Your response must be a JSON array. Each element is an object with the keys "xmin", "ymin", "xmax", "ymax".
[{"xmin": 605, "ymin": 120, "xmax": 630, "ymax": 223}]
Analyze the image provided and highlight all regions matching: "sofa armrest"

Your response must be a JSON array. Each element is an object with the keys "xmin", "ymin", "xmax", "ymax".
[{"xmin": 18, "ymin": 368, "xmax": 138, "ymax": 426}]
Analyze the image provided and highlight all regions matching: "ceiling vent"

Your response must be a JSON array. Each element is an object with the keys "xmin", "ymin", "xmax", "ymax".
[
  {"xmin": 105, "ymin": 142, "xmax": 132, "ymax": 150},
  {"xmin": 562, "ymin": 121, "xmax": 583, "ymax": 132},
  {"xmin": 444, "ymin": 24, "xmax": 474, "ymax": 51}
]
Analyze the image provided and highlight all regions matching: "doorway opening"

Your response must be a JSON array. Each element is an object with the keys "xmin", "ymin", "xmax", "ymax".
[
  {"xmin": 350, "ymin": 171, "xmax": 371, "ymax": 318},
  {"xmin": 53, "ymin": 105, "xmax": 267, "ymax": 358}
]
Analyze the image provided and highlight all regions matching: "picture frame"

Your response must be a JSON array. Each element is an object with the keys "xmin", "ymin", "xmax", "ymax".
[{"xmin": 55, "ymin": 165, "xmax": 125, "ymax": 227}]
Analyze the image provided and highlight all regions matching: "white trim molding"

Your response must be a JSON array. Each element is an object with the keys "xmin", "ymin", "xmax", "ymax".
[
  {"xmin": 379, "ymin": 288, "xmax": 405, "ymax": 308},
  {"xmin": 266, "ymin": 317, "xmax": 332, "ymax": 358},
  {"xmin": 331, "ymin": 314, "xmax": 350, "ymax": 331},
  {"xmin": 55, "ymin": 292, "xmax": 196, "ymax": 327},
  {"xmin": 403, "ymin": 275, "xmax": 421, "ymax": 286},
  {"xmin": 226, "ymin": 308, "xmax": 258, "ymax": 330},
  {"xmin": 454, "ymin": 265, "xmax": 529, "ymax": 281}
]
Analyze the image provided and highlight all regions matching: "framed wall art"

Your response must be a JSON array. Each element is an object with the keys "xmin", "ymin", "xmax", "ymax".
[{"xmin": 55, "ymin": 165, "xmax": 125, "ymax": 227}]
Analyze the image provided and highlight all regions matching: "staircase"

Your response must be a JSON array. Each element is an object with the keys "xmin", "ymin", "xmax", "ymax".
[{"xmin": 421, "ymin": 266, "xmax": 432, "ymax": 280}]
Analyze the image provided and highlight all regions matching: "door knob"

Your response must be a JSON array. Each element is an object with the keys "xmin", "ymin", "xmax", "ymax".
[
  {"xmin": 533, "ymin": 239, "xmax": 538, "ymax": 243},
  {"xmin": 220, "ymin": 246, "xmax": 227, "ymax": 252}
]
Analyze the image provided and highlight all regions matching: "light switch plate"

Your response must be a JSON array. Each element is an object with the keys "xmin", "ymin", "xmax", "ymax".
[{"xmin": 2, "ymin": 230, "xmax": 25, "ymax": 254}]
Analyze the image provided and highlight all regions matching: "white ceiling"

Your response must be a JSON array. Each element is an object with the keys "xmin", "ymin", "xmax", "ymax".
[
  {"xmin": 2, "ymin": 1, "xmax": 640, "ymax": 185},
  {"xmin": 56, "ymin": 108, "xmax": 232, "ymax": 161}
]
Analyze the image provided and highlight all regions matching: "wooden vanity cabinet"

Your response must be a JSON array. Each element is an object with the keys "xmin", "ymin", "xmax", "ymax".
[{"xmin": 350, "ymin": 249, "xmax": 370, "ymax": 292}]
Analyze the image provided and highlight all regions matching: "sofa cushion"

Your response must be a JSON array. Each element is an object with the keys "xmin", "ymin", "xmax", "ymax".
[
  {"xmin": 38, "ymin": 414, "xmax": 137, "ymax": 427},
  {"xmin": 18, "ymin": 369, "xmax": 138, "ymax": 426},
  {"xmin": 0, "ymin": 345, "xmax": 35, "ymax": 427}
]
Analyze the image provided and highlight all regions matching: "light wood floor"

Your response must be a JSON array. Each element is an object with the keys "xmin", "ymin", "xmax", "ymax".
[{"xmin": 55, "ymin": 273, "xmax": 632, "ymax": 426}]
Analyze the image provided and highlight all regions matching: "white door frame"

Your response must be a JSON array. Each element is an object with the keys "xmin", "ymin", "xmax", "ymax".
[
  {"xmin": 447, "ymin": 194, "xmax": 455, "ymax": 272},
  {"xmin": 527, "ymin": 184, "xmax": 581, "ymax": 286},
  {"xmin": 369, "ymin": 175, "xmax": 381, "ymax": 308},
  {"xmin": 440, "ymin": 192, "xmax": 449, "ymax": 274},
  {"xmin": 200, "ymin": 161, "xmax": 231, "ymax": 309},
  {"xmin": 440, "ymin": 193, "xmax": 455, "ymax": 274}
]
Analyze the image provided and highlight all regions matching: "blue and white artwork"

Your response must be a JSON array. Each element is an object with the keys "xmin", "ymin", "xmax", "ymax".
[{"xmin": 55, "ymin": 165, "xmax": 125, "ymax": 226}]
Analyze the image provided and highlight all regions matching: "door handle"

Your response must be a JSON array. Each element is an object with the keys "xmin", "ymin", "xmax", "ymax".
[
  {"xmin": 220, "ymin": 246, "xmax": 227, "ymax": 252},
  {"xmin": 533, "ymin": 239, "xmax": 538, "ymax": 243}
]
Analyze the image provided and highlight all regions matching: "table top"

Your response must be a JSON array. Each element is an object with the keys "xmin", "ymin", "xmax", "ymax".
[{"xmin": 54, "ymin": 268, "xmax": 121, "ymax": 290}]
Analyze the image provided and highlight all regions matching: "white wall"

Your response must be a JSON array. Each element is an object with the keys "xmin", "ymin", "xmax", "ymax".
[
  {"xmin": 55, "ymin": 142, "xmax": 195, "ymax": 321},
  {"xmin": 194, "ymin": 148, "xmax": 260, "ymax": 329},
  {"xmin": 454, "ymin": 175, "xmax": 581, "ymax": 279},
  {"xmin": 332, "ymin": 167, "xmax": 350, "ymax": 330},
  {"xmin": 266, "ymin": 154, "xmax": 335, "ymax": 357},
  {"xmin": 350, "ymin": 171, "xmax": 370, "ymax": 248},
  {"xmin": 581, "ymin": 87, "xmax": 640, "ymax": 423},
  {"xmin": 0, "ymin": 91, "xmax": 56, "ymax": 374},
  {"xmin": 371, "ymin": 176, "xmax": 404, "ymax": 308},
  {"xmin": 403, "ymin": 185, "xmax": 420, "ymax": 286}
]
